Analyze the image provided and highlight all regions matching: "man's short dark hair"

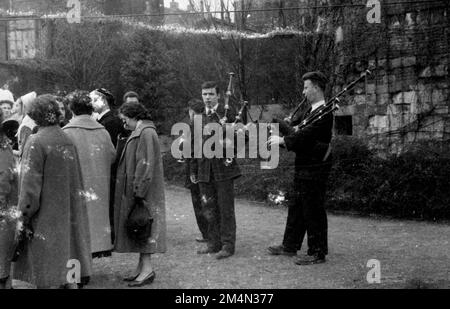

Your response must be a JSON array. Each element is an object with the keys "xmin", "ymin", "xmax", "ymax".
[
  {"xmin": 302, "ymin": 71, "xmax": 328, "ymax": 92},
  {"xmin": 188, "ymin": 99, "xmax": 204, "ymax": 114},
  {"xmin": 201, "ymin": 81, "xmax": 220, "ymax": 95},
  {"xmin": 123, "ymin": 91, "xmax": 139, "ymax": 103}
]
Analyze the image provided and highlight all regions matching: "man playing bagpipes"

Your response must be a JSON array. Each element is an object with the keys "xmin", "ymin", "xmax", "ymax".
[
  {"xmin": 191, "ymin": 80, "xmax": 241, "ymax": 260},
  {"xmin": 267, "ymin": 71, "xmax": 333, "ymax": 265}
]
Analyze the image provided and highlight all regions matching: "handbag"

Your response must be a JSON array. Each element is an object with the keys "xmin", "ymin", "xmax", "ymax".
[{"xmin": 125, "ymin": 197, "xmax": 153, "ymax": 246}]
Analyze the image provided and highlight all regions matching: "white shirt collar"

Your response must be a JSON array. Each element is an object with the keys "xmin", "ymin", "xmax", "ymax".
[
  {"xmin": 311, "ymin": 100, "xmax": 325, "ymax": 112},
  {"xmin": 97, "ymin": 109, "xmax": 110, "ymax": 120},
  {"xmin": 206, "ymin": 104, "xmax": 219, "ymax": 114}
]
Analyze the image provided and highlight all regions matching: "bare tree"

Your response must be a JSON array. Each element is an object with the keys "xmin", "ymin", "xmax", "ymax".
[{"xmin": 32, "ymin": 20, "xmax": 126, "ymax": 92}]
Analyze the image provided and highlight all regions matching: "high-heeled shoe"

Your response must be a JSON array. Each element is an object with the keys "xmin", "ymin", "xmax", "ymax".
[
  {"xmin": 123, "ymin": 274, "xmax": 139, "ymax": 282},
  {"xmin": 128, "ymin": 271, "xmax": 156, "ymax": 287}
]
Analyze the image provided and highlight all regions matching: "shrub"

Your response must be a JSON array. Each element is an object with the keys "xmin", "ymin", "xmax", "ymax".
[
  {"xmin": 164, "ymin": 136, "xmax": 450, "ymax": 221},
  {"xmin": 120, "ymin": 30, "xmax": 182, "ymax": 133},
  {"xmin": 326, "ymin": 138, "xmax": 450, "ymax": 221},
  {"xmin": 162, "ymin": 152, "xmax": 187, "ymax": 187}
]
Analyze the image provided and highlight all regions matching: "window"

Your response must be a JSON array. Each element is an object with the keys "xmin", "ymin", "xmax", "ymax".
[
  {"xmin": 335, "ymin": 115, "xmax": 353, "ymax": 135},
  {"xmin": 8, "ymin": 19, "xmax": 37, "ymax": 60}
]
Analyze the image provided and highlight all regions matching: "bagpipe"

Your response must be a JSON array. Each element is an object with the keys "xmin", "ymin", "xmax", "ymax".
[
  {"xmin": 216, "ymin": 73, "xmax": 249, "ymax": 166},
  {"xmin": 218, "ymin": 72, "xmax": 234, "ymax": 126},
  {"xmin": 273, "ymin": 97, "xmax": 308, "ymax": 137},
  {"xmin": 176, "ymin": 72, "xmax": 250, "ymax": 166},
  {"xmin": 210, "ymin": 71, "xmax": 249, "ymax": 128},
  {"xmin": 274, "ymin": 69, "xmax": 373, "ymax": 137}
]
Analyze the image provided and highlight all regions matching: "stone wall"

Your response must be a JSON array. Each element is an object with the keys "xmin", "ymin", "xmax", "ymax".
[{"xmin": 331, "ymin": 0, "xmax": 450, "ymax": 153}]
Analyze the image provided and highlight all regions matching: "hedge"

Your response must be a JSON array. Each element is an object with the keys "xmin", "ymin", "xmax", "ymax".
[{"xmin": 163, "ymin": 136, "xmax": 450, "ymax": 222}]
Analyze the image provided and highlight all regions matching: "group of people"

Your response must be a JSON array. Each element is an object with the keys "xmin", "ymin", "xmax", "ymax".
[
  {"xmin": 0, "ymin": 70, "xmax": 333, "ymax": 288},
  {"xmin": 0, "ymin": 88, "xmax": 165, "ymax": 288},
  {"xmin": 186, "ymin": 72, "xmax": 332, "ymax": 265}
]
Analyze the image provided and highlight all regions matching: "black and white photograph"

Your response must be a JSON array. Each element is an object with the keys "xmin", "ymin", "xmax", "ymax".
[{"xmin": 0, "ymin": 0, "xmax": 449, "ymax": 294}]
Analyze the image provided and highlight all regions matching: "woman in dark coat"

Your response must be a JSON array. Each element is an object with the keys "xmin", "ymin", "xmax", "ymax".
[
  {"xmin": 13, "ymin": 94, "xmax": 92, "ymax": 288},
  {"xmin": 114, "ymin": 102, "xmax": 166, "ymax": 287},
  {"xmin": 0, "ymin": 109, "xmax": 18, "ymax": 289}
]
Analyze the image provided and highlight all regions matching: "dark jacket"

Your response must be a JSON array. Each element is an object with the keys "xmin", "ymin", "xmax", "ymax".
[
  {"xmin": 98, "ymin": 110, "xmax": 125, "ymax": 148},
  {"xmin": 191, "ymin": 104, "xmax": 241, "ymax": 183},
  {"xmin": 275, "ymin": 100, "xmax": 312, "ymax": 137},
  {"xmin": 284, "ymin": 105, "xmax": 333, "ymax": 180},
  {"xmin": 115, "ymin": 130, "xmax": 131, "ymax": 164}
]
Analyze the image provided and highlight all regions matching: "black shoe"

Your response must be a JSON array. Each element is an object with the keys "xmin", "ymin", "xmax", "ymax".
[
  {"xmin": 128, "ymin": 271, "xmax": 156, "ymax": 287},
  {"xmin": 268, "ymin": 245, "xmax": 296, "ymax": 257},
  {"xmin": 78, "ymin": 276, "xmax": 90, "ymax": 288},
  {"xmin": 215, "ymin": 250, "xmax": 233, "ymax": 260},
  {"xmin": 0, "ymin": 276, "xmax": 8, "ymax": 289},
  {"xmin": 60, "ymin": 283, "xmax": 78, "ymax": 289},
  {"xmin": 295, "ymin": 253, "xmax": 326, "ymax": 265},
  {"xmin": 197, "ymin": 247, "xmax": 221, "ymax": 254}
]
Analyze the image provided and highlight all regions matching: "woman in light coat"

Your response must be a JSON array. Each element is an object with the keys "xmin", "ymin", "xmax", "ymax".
[
  {"xmin": 114, "ymin": 101, "xmax": 166, "ymax": 287},
  {"xmin": 63, "ymin": 91, "xmax": 116, "ymax": 257}
]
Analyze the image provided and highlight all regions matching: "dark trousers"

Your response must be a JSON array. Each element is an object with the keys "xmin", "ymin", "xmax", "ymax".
[
  {"xmin": 282, "ymin": 173, "xmax": 329, "ymax": 256},
  {"xmin": 199, "ymin": 178, "xmax": 236, "ymax": 253},
  {"xmin": 190, "ymin": 183, "xmax": 208, "ymax": 239},
  {"xmin": 109, "ymin": 132, "xmax": 130, "ymax": 244}
]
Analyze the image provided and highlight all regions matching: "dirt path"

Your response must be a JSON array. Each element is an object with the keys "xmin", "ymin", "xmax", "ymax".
[{"xmin": 14, "ymin": 185, "xmax": 450, "ymax": 289}]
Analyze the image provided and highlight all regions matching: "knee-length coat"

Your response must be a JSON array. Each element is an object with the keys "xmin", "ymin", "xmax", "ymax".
[
  {"xmin": 13, "ymin": 126, "xmax": 92, "ymax": 288},
  {"xmin": 0, "ymin": 138, "xmax": 18, "ymax": 279},
  {"xmin": 113, "ymin": 120, "xmax": 166, "ymax": 254},
  {"xmin": 63, "ymin": 115, "xmax": 116, "ymax": 255}
]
